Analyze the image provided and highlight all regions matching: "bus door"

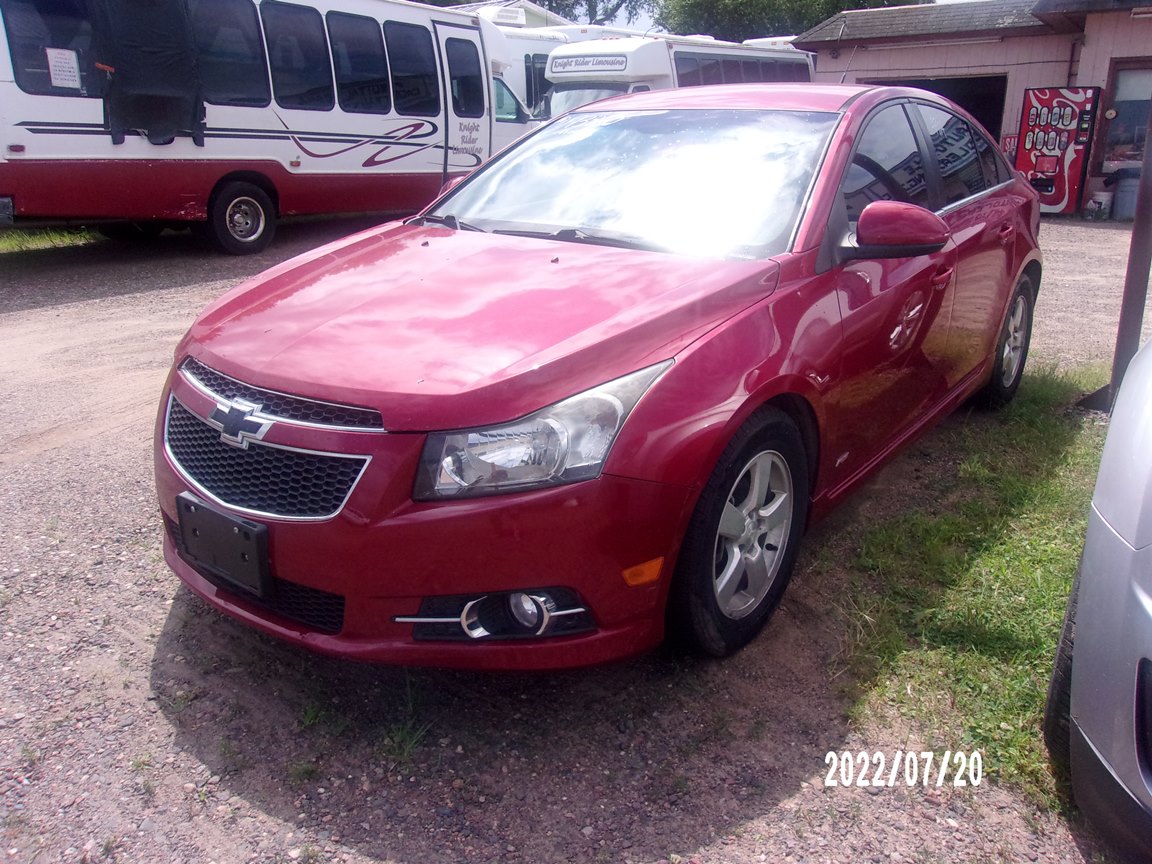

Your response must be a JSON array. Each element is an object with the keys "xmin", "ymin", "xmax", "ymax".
[{"xmin": 432, "ymin": 21, "xmax": 489, "ymax": 176}]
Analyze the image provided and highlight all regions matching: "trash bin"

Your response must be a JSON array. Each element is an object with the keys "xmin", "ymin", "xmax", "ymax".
[
  {"xmin": 1114, "ymin": 174, "xmax": 1140, "ymax": 221},
  {"xmin": 1085, "ymin": 191, "xmax": 1113, "ymax": 220}
]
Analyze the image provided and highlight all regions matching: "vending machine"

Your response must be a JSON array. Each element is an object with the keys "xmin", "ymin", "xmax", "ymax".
[{"xmin": 1014, "ymin": 87, "xmax": 1100, "ymax": 214}]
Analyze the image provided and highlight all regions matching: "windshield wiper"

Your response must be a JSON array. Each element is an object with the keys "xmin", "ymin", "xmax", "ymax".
[
  {"xmin": 416, "ymin": 213, "xmax": 486, "ymax": 232},
  {"xmin": 493, "ymin": 226, "xmax": 664, "ymax": 252}
]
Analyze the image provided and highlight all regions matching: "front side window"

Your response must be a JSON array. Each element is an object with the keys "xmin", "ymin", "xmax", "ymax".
[
  {"xmin": 429, "ymin": 108, "xmax": 838, "ymax": 260},
  {"xmin": 445, "ymin": 37, "xmax": 483, "ymax": 118},
  {"xmin": 917, "ymin": 103, "xmax": 986, "ymax": 205},
  {"xmin": 1, "ymin": 0, "xmax": 104, "ymax": 96},
  {"xmin": 190, "ymin": 0, "xmax": 269, "ymax": 106},
  {"xmin": 326, "ymin": 11, "xmax": 390, "ymax": 114},
  {"xmin": 493, "ymin": 76, "xmax": 522, "ymax": 122},
  {"xmin": 843, "ymin": 104, "xmax": 929, "ymax": 223},
  {"xmin": 261, "ymin": 1, "xmax": 334, "ymax": 110},
  {"xmin": 384, "ymin": 20, "xmax": 438, "ymax": 117}
]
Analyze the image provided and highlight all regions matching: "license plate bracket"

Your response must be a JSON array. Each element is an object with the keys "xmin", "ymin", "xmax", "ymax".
[{"xmin": 176, "ymin": 492, "xmax": 270, "ymax": 599}]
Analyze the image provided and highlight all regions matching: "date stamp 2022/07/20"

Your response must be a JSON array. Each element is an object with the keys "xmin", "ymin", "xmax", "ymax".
[{"xmin": 824, "ymin": 751, "xmax": 984, "ymax": 789}]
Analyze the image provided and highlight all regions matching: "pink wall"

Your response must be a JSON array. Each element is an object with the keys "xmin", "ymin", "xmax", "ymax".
[{"xmin": 1077, "ymin": 11, "xmax": 1152, "ymax": 86}]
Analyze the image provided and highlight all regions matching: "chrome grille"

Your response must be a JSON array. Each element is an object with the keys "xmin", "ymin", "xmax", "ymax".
[
  {"xmin": 165, "ymin": 398, "xmax": 368, "ymax": 519},
  {"xmin": 181, "ymin": 358, "xmax": 384, "ymax": 429}
]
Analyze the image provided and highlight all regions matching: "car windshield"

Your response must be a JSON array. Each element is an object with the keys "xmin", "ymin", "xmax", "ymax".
[{"xmin": 428, "ymin": 107, "xmax": 839, "ymax": 260}]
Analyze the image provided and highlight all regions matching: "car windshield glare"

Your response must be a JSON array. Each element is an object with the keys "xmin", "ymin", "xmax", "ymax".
[{"xmin": 430, "ymin": 108, "xmax": 839, "ymax": 260}]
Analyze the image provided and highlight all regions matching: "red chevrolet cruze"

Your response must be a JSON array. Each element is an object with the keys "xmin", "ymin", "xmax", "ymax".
[{"xmin": 155, "ymin": 84, "xmax": 1041, "ymax": 670}]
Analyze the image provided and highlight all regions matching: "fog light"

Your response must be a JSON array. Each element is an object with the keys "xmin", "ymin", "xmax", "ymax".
[{"xmin": 509, "ymin": 592, "xmax": 541, "ymax": 629}]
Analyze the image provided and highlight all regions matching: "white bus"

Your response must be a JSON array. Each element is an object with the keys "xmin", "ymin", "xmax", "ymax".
[
  {"xmin": 0, "ymin": 0, "xmax": 536, "ymax": 252},
  {"xmin": 545, "ymin": 34, "xmax": 814, "ymax": 117}
]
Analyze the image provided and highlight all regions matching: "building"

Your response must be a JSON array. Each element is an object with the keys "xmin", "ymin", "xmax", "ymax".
[{"xmin": 794, "ymin": 0, "xmax": 1151, "ymax": 212}]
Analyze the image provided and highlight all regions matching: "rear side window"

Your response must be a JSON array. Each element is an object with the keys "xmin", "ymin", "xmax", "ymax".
[
  {"xmin": 1, "ymin": 0, "xmax": 104, "ymax": 97},
  {"xmin": 843, "ymin": 104, "xmax": 929, "ymax": 223},
  {"xmin": 262, "ymin": 1, "xmax": 334, "ymax": 111},
  {"xmin": 445, "ymin": 37, "xmax": 483, "ymax": 118},
  {"xmin": 917, "ymin": 103, "xmax": 987, "ymax": 205},
  {"xmin": 326, "ymin": 11, "xmax": 390, "ymax": 114},
  {"xmin": 190, "ymin": 0, "xmax": 270, "ymax": 106}
]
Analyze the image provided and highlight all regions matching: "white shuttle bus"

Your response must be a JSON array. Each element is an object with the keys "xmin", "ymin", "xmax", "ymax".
[
  {"xmin": 0, "ymin": 0, "xmax": 536, "ymax": 252},
  {"xmin": 545, "ymin": 34, "xmax": 814, "ymax": 117}
]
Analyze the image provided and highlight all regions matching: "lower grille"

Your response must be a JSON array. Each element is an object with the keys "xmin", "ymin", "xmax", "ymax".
[
  {"xmin": 165, "ymin": 397, "xmax": 368, "ymax": 519},
  {"xmin": 164, "ymin": 515, "xmax": 345, "ymax": 635}
]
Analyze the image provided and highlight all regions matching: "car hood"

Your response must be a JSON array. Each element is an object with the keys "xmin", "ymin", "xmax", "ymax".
[{"xmin": 184, "ymin": 223, "xmax": 780, "ymax": 430}]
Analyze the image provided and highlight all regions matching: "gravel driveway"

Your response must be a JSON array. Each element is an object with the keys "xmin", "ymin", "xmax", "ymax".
[{"xmin": 0, "ymin": 217, "xmax": 1147, "ymax": 864}]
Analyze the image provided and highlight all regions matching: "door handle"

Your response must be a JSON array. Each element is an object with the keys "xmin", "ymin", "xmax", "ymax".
[
  {"xmin": 930, "ymin": 265, "xmax": 954, "ymax": 289},
  {"xmin": 998, "ymin": 223, "xmax": 1016, "ymax": 244}
]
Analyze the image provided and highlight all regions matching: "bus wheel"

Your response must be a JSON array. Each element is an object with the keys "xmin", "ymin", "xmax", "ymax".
[{"xmin": 204, "ymin": 182, "xmax": 275, "ymax": 255}]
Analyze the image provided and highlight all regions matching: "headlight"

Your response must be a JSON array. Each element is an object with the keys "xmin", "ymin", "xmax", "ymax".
[{"xmin": 414, "ymin": 362, "xmax": 671, "ymax": 500}]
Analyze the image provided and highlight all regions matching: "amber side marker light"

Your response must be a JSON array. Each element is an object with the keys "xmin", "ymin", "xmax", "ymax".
[{"xmin": 622, "ymin": 558, "xmax": 664, "ymax": 587}]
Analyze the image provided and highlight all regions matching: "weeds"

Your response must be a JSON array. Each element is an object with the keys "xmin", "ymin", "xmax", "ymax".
[
  {"xmin": 835, "ymin": 367, "xmax": 1108, "ymax": 805},
  {"xmin": 0, "ymin": 228, "xmax": 96, "ymax": 253}
]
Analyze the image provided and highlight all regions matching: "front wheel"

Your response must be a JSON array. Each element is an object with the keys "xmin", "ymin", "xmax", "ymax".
[
  {"xmin": 670, "ymin": 407, "xmax": 809, "ymax": 658},
  {"xmin": 976, "ymin": 274, "xmax": 1034, "ymax": 408},
  {"xmin": 1043, "ymin": 569, "xmax": 1079, "ymax": 783},
  {"xmin": 202, "ymin": 181, "xmax": 275, "ymax": 255}
]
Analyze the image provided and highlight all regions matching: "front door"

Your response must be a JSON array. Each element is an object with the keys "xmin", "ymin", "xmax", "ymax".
[
  {"xmin": 828, "ymin": 102, "xmax": 956, "ymax": 485},
  {"xmin": 433, "ymin": 21, "xmax": 490, "ymax": 177}
]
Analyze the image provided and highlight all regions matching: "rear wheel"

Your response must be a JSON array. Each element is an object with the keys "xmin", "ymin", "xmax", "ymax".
[
  {"xmin": 202, "ymin": 181, "xmax": 275, "ymax": 255},
  {"xmin": 977, "ymin": 274, "xmax": 1034, "ymax": 408},
  {"xmin": 670, "ymin": 407, "xmax": 809, "ymax": 657}
]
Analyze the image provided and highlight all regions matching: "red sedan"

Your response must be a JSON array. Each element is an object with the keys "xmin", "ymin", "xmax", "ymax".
[{"xmin": 154, "ymin": 84, "xmax": 1041, "ymax": 669}]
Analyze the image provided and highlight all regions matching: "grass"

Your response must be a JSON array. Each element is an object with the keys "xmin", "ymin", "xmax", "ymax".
[
  {"xmin": 0, "ymin": 227, "xmax": 97, "ymax": 253},
  {"xmin": 836, "ymin": 366, "xmax": 1109, "ymax": 805}
]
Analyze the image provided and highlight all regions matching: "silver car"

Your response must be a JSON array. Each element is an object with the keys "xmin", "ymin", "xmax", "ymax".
[{"xmin": 1045, "ymin": 339, "xmax": 1152, "ymax": 861}]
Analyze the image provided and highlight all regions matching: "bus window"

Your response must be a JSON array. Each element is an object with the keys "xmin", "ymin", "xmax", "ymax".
[
  {"xmin": 674, "ymin": 54, "xmax": 700, "ymax": 87},
  {"xmin": 0, "ymin": 0, "xmax": 104, "ymax": 97},
  {"xmin": 523, "ymin": 52, "xmax": 549, "ymax": 113},
  {"xmin": 445, "ymin": 37, "xmax": 483, "ymax": 118},
  {"xmin": 699, "ymin": 57, "xmax": 721, "ymax": 85},
  {"xmin": 261, "ymin": 1, "xmax": 334, "ymax": 110},
  {"xmin": 721, "ymin": 58, "xmax": 741, "ymax": 83},
  {"xmin": 782, "ymin": 60, "xmax": 809, "ymax": 82},
  {"xmin": 326, "ymin": 11, "xmax": 390, "ymax": 114},
  {"xmin": 190, "ymin": 0, "xmax": 269, "ymax": 106},
  {"xmin": 383, "ymin": 20, "xmax": 439, "ymax": 117},
  {"xmin": 742, "ymin": 60, "xmax": 761, "ymax": 83}
]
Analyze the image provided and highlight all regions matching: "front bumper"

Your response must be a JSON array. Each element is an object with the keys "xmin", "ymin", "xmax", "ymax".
[{"xmin": 154, "ymin": 369, "xmax": 696, "ymax": 670}]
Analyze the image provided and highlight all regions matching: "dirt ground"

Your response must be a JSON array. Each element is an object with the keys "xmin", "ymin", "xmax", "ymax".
[{"xmin": 0, "ymin": 217, "xmax": 1148, "ymax": 864}]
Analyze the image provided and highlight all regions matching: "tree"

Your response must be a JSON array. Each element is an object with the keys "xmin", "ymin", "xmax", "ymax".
[
  {"xmin": 530, "ymin": 0, "xmax": 659, "ymax": 25},
  {"xmin": 657, "ymin": 0, "xmax": 923, "ymax": 41}
]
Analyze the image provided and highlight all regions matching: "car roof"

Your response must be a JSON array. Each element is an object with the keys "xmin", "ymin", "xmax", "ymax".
[{"xmin": 573, "ymin": 83, "xmax": 938, "ymax": 115}]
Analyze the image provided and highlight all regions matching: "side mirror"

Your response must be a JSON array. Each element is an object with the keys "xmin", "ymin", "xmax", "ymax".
[
  {"xmin": 439, "ymin": 174, "xmax": 469, "ymax": 196},
  {"xmin": 841, "ymin": 201, "xmax": 950, "ymax": 261}
]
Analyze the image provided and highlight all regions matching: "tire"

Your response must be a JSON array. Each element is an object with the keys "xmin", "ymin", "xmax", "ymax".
[
  {"xmin": 1043, "ymin": 568, "xmax": 1078, "ymax": 784},
  {"xmin": 97, "ymin": 222, "xmax": 164, "ymax": 243},
  {"xmin": 203, "ymin": 181, "xmax": 275, "ymax": 255},
  {"xmin": 670, "ymin": 407, "xmax": 810, "ymax": 658},
  {"xmin": 976, "ymin": 274, "xmax": 1034, "ymax": 408}
]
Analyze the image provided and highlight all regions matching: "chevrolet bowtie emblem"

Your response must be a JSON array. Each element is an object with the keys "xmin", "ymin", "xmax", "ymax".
[{"xmin": 207, "ymin": 399, "xmax": 272, "ymax": 449}]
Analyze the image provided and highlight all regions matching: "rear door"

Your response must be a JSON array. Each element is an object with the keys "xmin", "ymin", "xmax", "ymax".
[
  {"xmin": 910, "ymin": 102, "xmax": 1020, "ymax": 385},
  {"xmin": 433, "ymin": 21, "xmax": 489, "ymax": 174}
]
